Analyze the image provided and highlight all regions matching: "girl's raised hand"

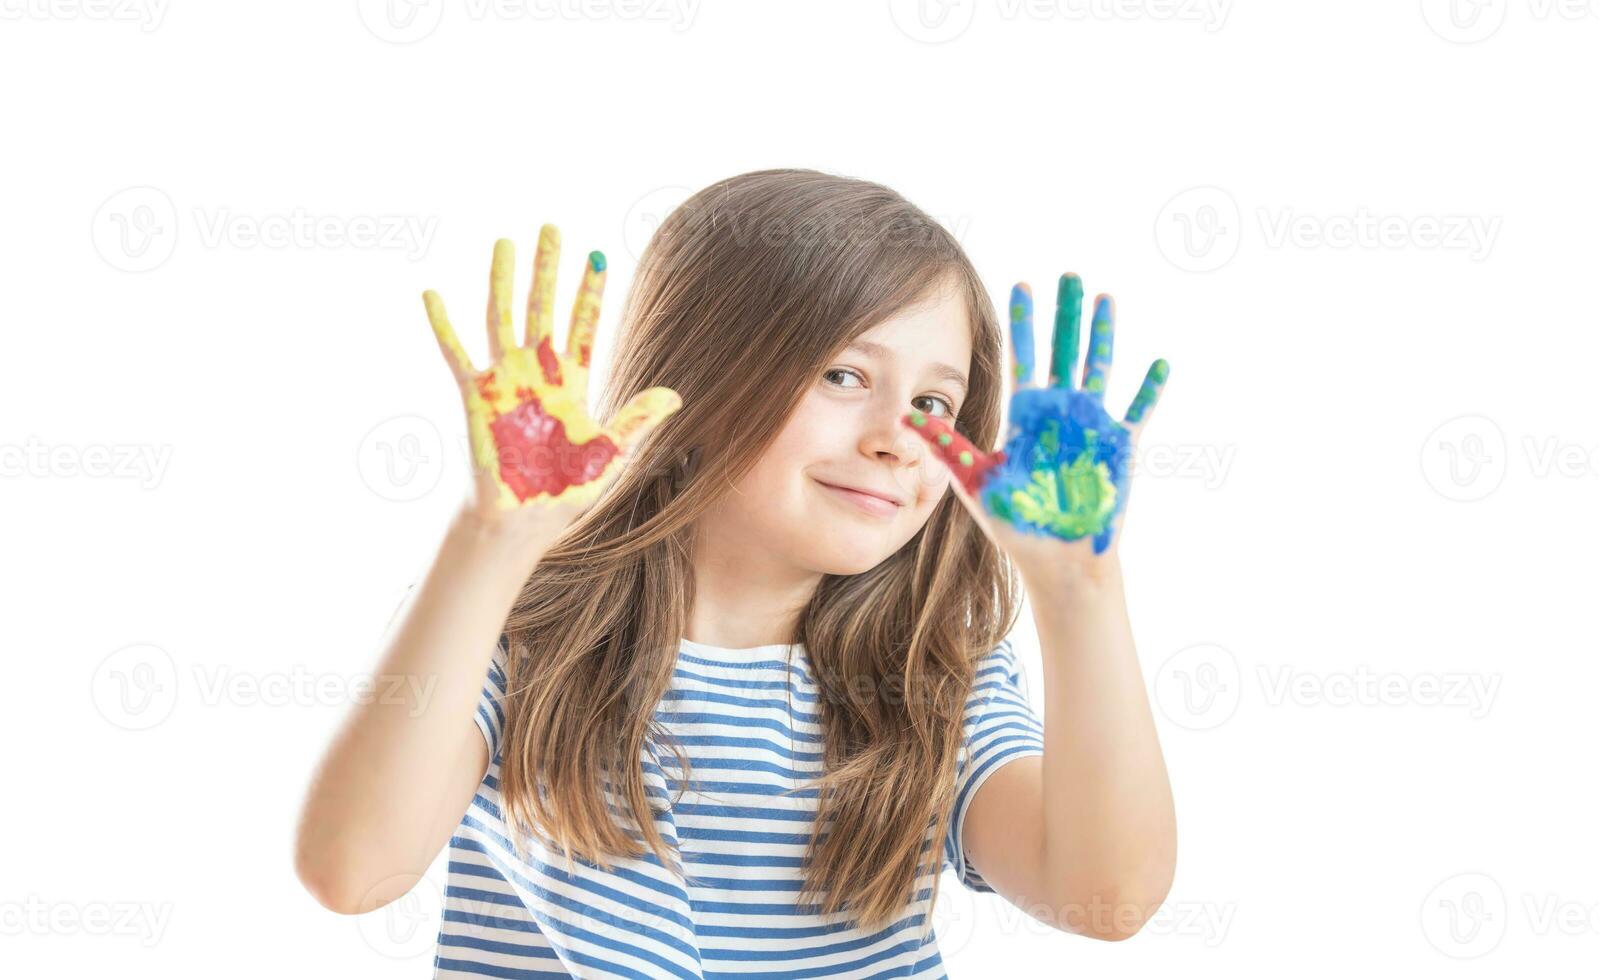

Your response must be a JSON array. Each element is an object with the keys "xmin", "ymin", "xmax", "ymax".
[
  {"xmin": 901, "ymin": 273, "xmax": 1169, "ymax": 572},
  {"xmin": 424, "ymin": 224, "xmax": 682, "ymax": 534}
]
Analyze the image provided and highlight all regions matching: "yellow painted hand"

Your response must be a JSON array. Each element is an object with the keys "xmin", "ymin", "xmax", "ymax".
[{"xmin": 423, "ymin": 225, "xmax": 682, "ymax": 527}]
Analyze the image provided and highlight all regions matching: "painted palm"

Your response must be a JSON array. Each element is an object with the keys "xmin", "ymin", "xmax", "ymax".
[
  {"xmin": 903, "ymin": 274, "xmax": 1169, "ymax": 556},
  {"xmin": 423, "ymin": 225, "xmax": 681, "ymax": 514}
]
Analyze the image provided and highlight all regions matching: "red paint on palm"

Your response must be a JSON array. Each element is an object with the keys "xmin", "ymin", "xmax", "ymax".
[
  {"xmin": 536, "ymin": 336, "xmax": 564, "ymax": 387},
  {"xmin": 490, "ymin": 395, "xmax": 619, "ymax": 500}
]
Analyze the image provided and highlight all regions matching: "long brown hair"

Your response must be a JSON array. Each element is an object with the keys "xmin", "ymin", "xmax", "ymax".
[{"xmin": 497, "ymin": 168, "xmax": 1021, "ymax": 933}]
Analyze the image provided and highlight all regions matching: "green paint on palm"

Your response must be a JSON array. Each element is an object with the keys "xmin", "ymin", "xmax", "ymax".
[
  {"xmin": 1033, "ymin": 419, "xmax": 1061, "ymax": 463},
  {"xmin": 1008, "ymin": 450, "xmax": 1118, "ymax": 537},
  {"xmin": 984, "ymin": 486, "xmax": 1014, "ymax": 522},
  {"xmin": 1011, "ymin": 422, "xmax": 1120, "ymax": 537}
]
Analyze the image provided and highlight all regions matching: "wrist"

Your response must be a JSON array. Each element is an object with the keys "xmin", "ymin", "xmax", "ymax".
[
  {"xmin": 446, "ymin": 503, "xmax": 559, "ymax": 571},
  {"xmin": 1020, "ymin": 550, "xmax": 1124, "ymax": 601}
]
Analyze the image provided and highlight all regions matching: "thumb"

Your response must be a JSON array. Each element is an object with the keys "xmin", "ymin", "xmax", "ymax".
[
  {"xmin": 899, "ymin": 410, "xmax": 1003, "ymax": 492},
  {"xmin": 604, "ymin": 387, "xmax": 684, "ymax": 456}
]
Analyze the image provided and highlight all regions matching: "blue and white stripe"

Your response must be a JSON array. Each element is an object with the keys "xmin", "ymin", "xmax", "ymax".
[{"xmin": 435, "ymin": 635, "xmax": 1046, "ymax": 978}]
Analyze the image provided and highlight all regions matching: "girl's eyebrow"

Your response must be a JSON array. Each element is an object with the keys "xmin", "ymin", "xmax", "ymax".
[{"xmin": 845, "ymin": 339, "xmax": 968, "ymax": 395}]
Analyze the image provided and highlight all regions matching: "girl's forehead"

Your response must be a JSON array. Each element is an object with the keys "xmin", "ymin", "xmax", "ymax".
[{"xmin": 852, "ymin": 295, "xmax": 972, "ymax": 364}]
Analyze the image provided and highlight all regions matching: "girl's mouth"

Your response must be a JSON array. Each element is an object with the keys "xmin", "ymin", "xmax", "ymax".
[{"xmin": 814, "ymin": 479, "xmax": 902, "ymax": 518}]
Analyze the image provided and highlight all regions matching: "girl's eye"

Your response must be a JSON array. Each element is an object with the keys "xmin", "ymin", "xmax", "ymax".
[
  {"xmin": 913, "ymin": 393, "xmax": 957, "ymax": 419},
  {"xmin": 822, "ymin": 367, "xmax": 865, "ymax": 390},
  {"xmin": 822, "ymin": 368, "xmax": 957, "ymax": 419}
]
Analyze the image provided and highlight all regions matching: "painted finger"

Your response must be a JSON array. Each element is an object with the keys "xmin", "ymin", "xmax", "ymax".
[
  {"xmin": 900, "ymin": 408, "xmax": 1004, "ymax": 496},
  {"xmin": 486, "ymin": 238, "xmax": 517, "ymax": 363},
  {"xmin": 423, "ymin": 290, "xmax": 476, "ymax": 384},
  {"xmin": 604, "ymin": 386, "xmax": 684, "ymax": 455},
  {"xmin": 1123, "ymin": 358, "xmax": 1170, "ymax": 428},
  {"xmin": 567, "ymin": 250, "xmax": 606, "ymax": 371},
  {"xmin": 1009, "ymin": 282, "xmax": 1037, "ymax": 389},
  {"xmin": 1081, "ymin": 294, "xmax": 1115, "ymax": 399},
  {"xmin": 1048, "ymin": 273, "xmax": 1083, "ymax": 390},
  {"xmin": 525, "ymin": 223, "xmax": 561, "ymax": 352}
]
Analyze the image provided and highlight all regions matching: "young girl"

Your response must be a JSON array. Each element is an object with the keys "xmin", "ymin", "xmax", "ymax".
[{"xmin": 294, "ymin": 170, "xmax": 1177, "ymax": 978}]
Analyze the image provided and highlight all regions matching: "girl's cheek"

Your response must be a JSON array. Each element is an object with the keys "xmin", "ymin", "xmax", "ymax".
[{"xmin": 914, "ymin": 460, "xmax": 950, "ymax": 504}]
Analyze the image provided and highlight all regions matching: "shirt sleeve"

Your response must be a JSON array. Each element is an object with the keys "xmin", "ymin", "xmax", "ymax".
[
  {"xmin": 472, "ymin": 631, "xmax": 511, "ymax": 761},
  {"xmin": 944, "ymin": 637, "xmax": 1047, "ymax": 893}
]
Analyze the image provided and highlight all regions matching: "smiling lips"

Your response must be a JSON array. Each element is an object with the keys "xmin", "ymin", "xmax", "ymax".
[{"xmin": 815, "ymin": 479, "xmax": 903, "ymax": 518}]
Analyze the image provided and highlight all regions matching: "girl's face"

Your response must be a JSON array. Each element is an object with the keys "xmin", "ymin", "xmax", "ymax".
[{"xmin": 709, "ymin": 280, "xmax": 974, "ymax": 576}]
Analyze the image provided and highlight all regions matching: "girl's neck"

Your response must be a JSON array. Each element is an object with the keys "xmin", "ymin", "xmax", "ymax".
[{"xmin": 687, "ymin": 521, "xmax": 819, "ymax": 650}]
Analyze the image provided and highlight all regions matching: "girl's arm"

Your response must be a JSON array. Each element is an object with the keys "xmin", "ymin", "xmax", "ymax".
[
  {"xmin": 292, "ymin": 507, "xmax": 553, "ymax": 915},
  {"xmin": 962, "ymin": 557, "xmax": 1177, "ymax": 940},
  {"xmin": 292, "ymin": 227, "xmax": 678, "ymax": 915},
  {"xmin": 901, "ymin": 273, "xmax": 1176, "ymax": 938}
]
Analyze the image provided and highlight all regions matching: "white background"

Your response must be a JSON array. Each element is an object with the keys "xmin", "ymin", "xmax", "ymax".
[{"xmin": 3, "ymin": 0, "xmax": 1596, "ymax": 976}]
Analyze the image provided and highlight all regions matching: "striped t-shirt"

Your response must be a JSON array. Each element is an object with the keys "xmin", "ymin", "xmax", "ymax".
[{"xmin": 434, "ymin": 634, "xmax": 1047, "ymax": 979}]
